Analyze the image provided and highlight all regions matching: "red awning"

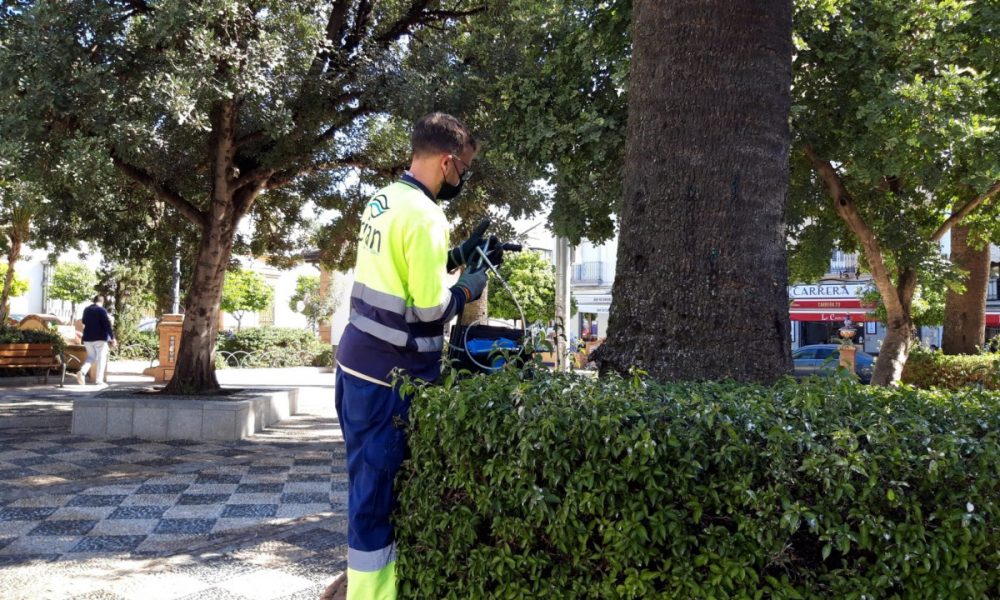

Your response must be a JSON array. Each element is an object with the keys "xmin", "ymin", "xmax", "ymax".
[
  {"xmin": 789, "ymin": 311, "xmax": 875, "ymax": 322},
  {"xmin": 789, "ymin": 299, "xmax": 875, "ymax": 310},
  {"xmin": 790, "ymin": 310, "xmax": 998, "ymax": 325}
]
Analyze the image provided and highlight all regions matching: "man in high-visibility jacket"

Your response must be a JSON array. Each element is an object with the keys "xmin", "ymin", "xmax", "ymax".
[{"xmin": 330, "ymin": 113, "xmax": 489, "ymax": 600}]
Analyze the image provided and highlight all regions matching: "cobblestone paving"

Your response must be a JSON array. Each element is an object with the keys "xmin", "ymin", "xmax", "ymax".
[{"xmin": 0, "ymin": 376, "xmax": 347, "ymax": 600}]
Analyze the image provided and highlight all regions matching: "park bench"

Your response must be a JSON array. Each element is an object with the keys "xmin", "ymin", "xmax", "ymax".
[{"xmin": 0, "ymin": 343, "xmax": 67, "ymax": 385}]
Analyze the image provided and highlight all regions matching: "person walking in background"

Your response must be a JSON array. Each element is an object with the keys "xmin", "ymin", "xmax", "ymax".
[{"xmin": 75, "ymin": 294, "xmax": 116, "ymax": 385}]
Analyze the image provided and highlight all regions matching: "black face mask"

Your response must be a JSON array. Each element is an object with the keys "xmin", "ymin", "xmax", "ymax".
[{"xmin": 437, "ymin": 178, "xmax": 465, "ymax": 201}]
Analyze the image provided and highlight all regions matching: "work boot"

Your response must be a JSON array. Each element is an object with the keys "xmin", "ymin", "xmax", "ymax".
[{"xmin": 319, "ymin": 573, "xmax": 347, "ymax": 600}]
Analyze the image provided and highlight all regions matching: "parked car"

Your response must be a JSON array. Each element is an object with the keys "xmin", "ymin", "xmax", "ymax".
[{"xmin": 792, "ymin": 344, "xmax": 874, "ymax": 384}]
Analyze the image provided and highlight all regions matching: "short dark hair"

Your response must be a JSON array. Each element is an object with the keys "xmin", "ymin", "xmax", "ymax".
[
  {"xmin": 411, "ymin": 112, "xmax": 478, "ymax": 157},
  {"xmin": 93, "ymin": 294, "xmax": 104, "ymax": 304}
]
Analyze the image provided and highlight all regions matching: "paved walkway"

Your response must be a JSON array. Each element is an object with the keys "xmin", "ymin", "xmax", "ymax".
[{"xmin": 0, "ymin": 366, "xmax": 345, "ymax": 600}]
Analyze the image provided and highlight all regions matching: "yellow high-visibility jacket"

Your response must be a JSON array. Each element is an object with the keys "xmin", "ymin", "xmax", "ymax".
[{"xmin": 335, "ymin": 175, "xmax": 466, "ymax": 385}]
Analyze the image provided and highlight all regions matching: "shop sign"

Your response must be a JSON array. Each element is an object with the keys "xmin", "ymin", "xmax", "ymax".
[{"xmin": 788, "ymin": 283, "xmax": 873, "ymax": 299}]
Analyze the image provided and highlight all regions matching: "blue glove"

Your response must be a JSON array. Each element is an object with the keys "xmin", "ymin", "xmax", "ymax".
[
  {"xmin": 453, "ymin": 267, "xmax": 488, "ymax": 302},
  {"xmin": 447, "ymin": 219, "xmax": 491, "ymax": 272}
]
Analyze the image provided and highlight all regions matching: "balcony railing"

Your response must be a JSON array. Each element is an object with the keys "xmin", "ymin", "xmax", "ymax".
[
  {"xmin": 829, "ymin": 251, "xmax": 859, "ymax": 276},
  {"xmin": 572, "ymin": 261, "xmax": 606, "ymax": 284},
  {"xmin": 989, "ymin": 278, "xmax": 998, "ymax": 301}
]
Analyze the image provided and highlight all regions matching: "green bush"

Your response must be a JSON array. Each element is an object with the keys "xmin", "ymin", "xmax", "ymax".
[
  {"xmin": 397, "ymin": 368, "xmax": 1000, "ymax": 598},
  {"xmin": 0, "ymin": 326, "xmax": 66, "ymax": 353},
  {"xmin": 112, "ymin": 330, "xmax": 159, "ymax": 360},
  {"xmin": 902, "ymin": 347, "xmax": 1000, "ymax": 390},
  {"xmin": 312, "ymin": 345, "xmax": 334, "ymax": 367},
  {"xmin": 216, "ymin": 327, "xmax": 325, "ymax": 368}
]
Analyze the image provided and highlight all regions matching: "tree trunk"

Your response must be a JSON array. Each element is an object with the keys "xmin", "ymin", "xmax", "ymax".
[
  {"xmin": 871, "ymin": 311, "xmax": 914, "ymax": 385},
  {"xmin": 460, "ymin": 282, "xmax": 488, "ymax": 326},
  {"xmin": 0, "ymin": 240, "xmax": 20, "ymax": 324},
  {"xmin": 163, "ymin": 219, "xmax": 236, "ymax": 394},
  {"xmin": 942, "ymin": 223, "xmax": 989, "ymax": 354},
  {"xmin": 594, "ymin": 0, "xmax": 794, "ymax": 383}
]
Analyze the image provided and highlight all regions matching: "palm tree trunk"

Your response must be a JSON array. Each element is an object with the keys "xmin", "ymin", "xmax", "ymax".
[
  {"xmin": 942, "ymin": 223, "xmax": 989, "ymax": 354},
  {"xmin": 595, "ymin": 0, "xmax": 794, "ymax": 383}
]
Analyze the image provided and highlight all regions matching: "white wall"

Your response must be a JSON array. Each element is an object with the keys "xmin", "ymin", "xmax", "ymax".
[{"xmin": 221, "ymin": 257, "xmax": 317, "ymax": 332}]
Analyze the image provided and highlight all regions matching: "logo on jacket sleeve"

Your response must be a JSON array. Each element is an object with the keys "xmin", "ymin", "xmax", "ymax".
[{"xmin": 367, "ymin": 195, "xmax": 390, "ymax": 218}]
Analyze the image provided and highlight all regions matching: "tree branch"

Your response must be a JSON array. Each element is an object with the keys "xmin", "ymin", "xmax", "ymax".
[
  {"xmin": 375, "ymin": 2, "xmax": 485, "ymax": 46},
  {"xmin": 265, "ymin": 154, "xmax": 399, "ymax": 190},
  {"xmin": 117, "ymin": 0, "xmax": 153, "ymax": 15},
  {"xmin": 930, "ymin": 179, "xmax": 1000, "ymax": 243},
  {"xmin": 344, "ymin": 0, "xmax": 374, "ymax": 54},
  {"xmin": 803, "ymin": 145, "xmax": 907, "ymax": 318},
  {"xmin": 110, "ymin": 153, "xmax": 207, "ymax": 228}
]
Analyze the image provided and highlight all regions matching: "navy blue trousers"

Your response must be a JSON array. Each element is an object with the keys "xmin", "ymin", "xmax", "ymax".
[{"xmin": 335, "ymin": 369, "xmax": 412, "ymax": 592}]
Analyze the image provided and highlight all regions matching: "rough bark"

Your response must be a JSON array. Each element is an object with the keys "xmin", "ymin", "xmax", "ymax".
[
  {"xmin": 870, "ymin": 268, "xmax": 917, "ymax": 385},
  {"xmin": 594, "ymin": 0, "xmax": 794, "ymax": 383},
  {"xmin": 162, "ymin": 100, "xmax": 248, "ymax": 394},
  {"xmin": 162, "ymin": 218, "xmax": 237, "ymax": 393},
  {"xmin": 942, "ymin": 223, "xmax": 989, "ymax": 354}
]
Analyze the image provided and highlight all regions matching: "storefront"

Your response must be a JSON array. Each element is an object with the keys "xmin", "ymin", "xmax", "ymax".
[
  {"xmin": 788, "ymin": 282, "xmax": 882, "ymax": 353},
  {"xmin": 574, "ymin": 294, "xmax": 611, "ymax": 341}
]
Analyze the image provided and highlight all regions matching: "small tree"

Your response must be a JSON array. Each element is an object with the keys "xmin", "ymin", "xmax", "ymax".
[
  {"xmin": 50, "ymin": 263, "xmax": 98, "ymax": 320},
  {"xmin": 0, "ymin": 177, "xmax": 35, "ymax": 323},
  {"xmin": 0, "ymin": 264, "xmax": 28, "ymax": 322},
  {"xmin": 488, "ymin": 251, "xmax": 575, "ymax": 326},
  {"xmin": 288, "ymin": 274, "xmax": 339, "ymax": 333},
  {"xmin": 221, "ymin": 269, "xmax": 274, "ymax": 333}
]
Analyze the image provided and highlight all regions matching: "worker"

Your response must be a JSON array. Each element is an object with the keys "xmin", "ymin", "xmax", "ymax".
[{"xmin": 327, "ymin": 113, "xmax": 490, "ymax": 600}]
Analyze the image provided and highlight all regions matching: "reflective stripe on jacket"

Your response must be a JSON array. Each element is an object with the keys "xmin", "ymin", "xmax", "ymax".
[{"xmin": 336, "ymin": 178, "xmax": 465, "ymax": 384}]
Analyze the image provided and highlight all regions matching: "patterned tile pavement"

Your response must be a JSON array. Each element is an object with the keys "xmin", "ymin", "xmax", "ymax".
[{"xmin": 0, "ymin": 375, "xmax": 348, "ymax": 600}]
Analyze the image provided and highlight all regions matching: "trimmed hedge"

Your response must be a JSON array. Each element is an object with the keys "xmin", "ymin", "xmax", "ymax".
[
  {"xmin": 216, "ymin": 326, "xmax": 326, "ymax": 368},
  {"xmin": 902, "ymin": 347, "xmax": 1000, "ymax": 390},
  {"xmin": 397, "ymin": 368, "xmax": 1000, "ymax": 599},
  {"xmin": 0, "ymin": 326, "xmax": 66, "ymax": 353}
]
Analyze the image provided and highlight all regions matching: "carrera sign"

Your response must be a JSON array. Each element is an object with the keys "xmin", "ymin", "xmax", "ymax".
[{"xmin": 789, "ymin": 283, "xmax": 874, "ymax": 299}]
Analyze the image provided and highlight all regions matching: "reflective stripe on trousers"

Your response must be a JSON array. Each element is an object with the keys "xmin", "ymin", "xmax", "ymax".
[{"xmin": 335, "ymin": 368, "xmax": 411, "ymax": 600}]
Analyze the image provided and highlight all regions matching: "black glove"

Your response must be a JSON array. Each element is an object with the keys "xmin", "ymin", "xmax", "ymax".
[
  {"xmin": 447, "ymin": 218, "xmax": 491, "ymax": 272},
  {"xmin": 453, "ymin": 266, "xmax": 488, "ymax": 302},
  {"xmin": 482, "ymin": 236, "xmax": 523, "ymax": 268}
]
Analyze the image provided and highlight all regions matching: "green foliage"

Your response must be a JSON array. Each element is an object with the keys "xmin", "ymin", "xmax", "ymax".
[
  {"xmin": 311, "ymin": 346, "xmax": 334, "ymax": 368},
  {"xmin": 788, "ymin": 0, "xmax": 1000, "ymax": 294},
  {"xmin": 488, "ymin": 251, "xmax": 561, "ymax": 325},
  {"xmin": 111, "ymin": 330, "xmax": 159, "ymax": 361},
  {"xmin": 288, "ymin": 274, "xmax": 339, "ymax": 332},
  {"xmin": 0, "ymin": 325, "xmax": 65, "ymax": 354},
  {"xmin": 49, "ymin": 263, "xmax": 97, "ymax": 315},
  {"xmin": 410, "ymin": 0, "xmax": 631, "ymax": 244},
  {"xmin": 0, "ymin": 264, "xmax": 28, "ymax": 298},
  {"xmin": 398, "ymin": 368, "xmax": 1000, "ymax": 598},
  {"xmin": 902, "ymin": 346, "xmax": 1000, "ymax": 390},
  {"xmin": 217, "ymin": 326, "xmax": 325, "ymax": 368},
  {"xmin": 96, "ymin": 260, "xmax": 156, "ymax": 344},
  {"xmin": 861, "ymin": 284, "xmax": 949, "ymax": 328},
  {"xmin": 221, "ymin": 269, "xmax": 274, "ymax": 332}
]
